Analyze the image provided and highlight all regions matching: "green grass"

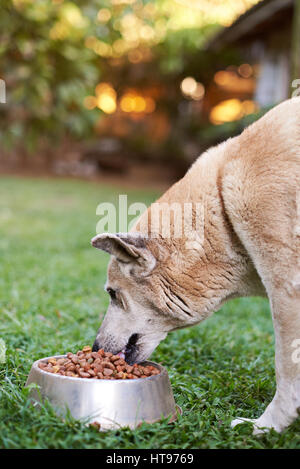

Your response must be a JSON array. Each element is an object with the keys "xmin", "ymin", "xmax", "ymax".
[{"xmin": 1, "ymin": 176, "xmax": 300, "ymax": 449}]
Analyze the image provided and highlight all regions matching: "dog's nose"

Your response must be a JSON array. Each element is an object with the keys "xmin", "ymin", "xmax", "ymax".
[{"xmin": 92, "ymin": 340, "xmax": 99, "ymax": 352}]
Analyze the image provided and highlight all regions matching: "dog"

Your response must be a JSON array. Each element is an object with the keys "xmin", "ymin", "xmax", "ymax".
[{"xmin": 91, "ymin": 98, "xmax": 300, "ymax": 434}]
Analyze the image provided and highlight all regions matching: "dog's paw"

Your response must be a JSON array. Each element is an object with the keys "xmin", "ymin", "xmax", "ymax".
[
  {"xmin": 231, "ymin": 417, "xmax": 256, "ymax": 429},
  {"xmin": 231, "ymin": 417, "xmax": 277, "ymax": 435}
]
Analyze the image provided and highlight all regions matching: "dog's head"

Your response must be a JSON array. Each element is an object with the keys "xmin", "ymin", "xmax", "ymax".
[{"xmin": 91, "ymin": 232, "xmax": 201, "ymax": 364}]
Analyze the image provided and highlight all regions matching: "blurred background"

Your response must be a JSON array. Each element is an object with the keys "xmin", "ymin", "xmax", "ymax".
[
  {"xmin": 2, "ymin": 1, "xmax": 300, "ymax": 449},
  {"xmin": 1, "ymin": 0, "xmax": 300, "ymax": 186}
]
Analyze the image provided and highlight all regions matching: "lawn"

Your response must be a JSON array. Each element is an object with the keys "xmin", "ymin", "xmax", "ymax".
[{"xmin": 0, "ymin": 176, "xmax": 299, "ymax": 449}]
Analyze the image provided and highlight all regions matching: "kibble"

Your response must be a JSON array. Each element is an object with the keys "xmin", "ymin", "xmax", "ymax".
[{"xmin": 38, "ymin": 346, "xmax": 160, "ymax": 380}]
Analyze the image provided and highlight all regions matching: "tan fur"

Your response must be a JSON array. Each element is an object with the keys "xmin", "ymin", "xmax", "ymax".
[{"xmin": 92, "ymin": 98, "xmax": 300, "ymax": 434}]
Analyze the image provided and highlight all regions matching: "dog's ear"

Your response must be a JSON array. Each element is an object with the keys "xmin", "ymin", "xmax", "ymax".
[{"xmin": 91, "ymin": 232, "xmax": 156, "ymax": 274}]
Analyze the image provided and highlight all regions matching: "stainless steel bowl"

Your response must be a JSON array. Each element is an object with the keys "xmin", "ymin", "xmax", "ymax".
[{"xmin": 26, "ymin": 355, "xmax": 179, "ymax": 430}]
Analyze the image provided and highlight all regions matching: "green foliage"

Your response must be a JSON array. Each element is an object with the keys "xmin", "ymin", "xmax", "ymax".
[
  {"xmin": 0, "ymin": 0, "xmax": 103, "ymax": 151},
  {"xmin": 1, "ymin": 177, "xmax": 300, "ymax": 448},
  {"xmin": 154, "ymin": 24, "xmax": 220, "ymax": 76},
  {"xmin": 0, "ymin": 0, "xmax": 170, "ymax": 151},
  {"xmin": 0, "ymin": 0, "xmax": 247, "ymax": 153}
]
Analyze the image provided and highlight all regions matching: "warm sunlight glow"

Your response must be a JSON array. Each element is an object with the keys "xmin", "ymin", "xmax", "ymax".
[
  {"xmin": 120, "ymin": 92, "xmax": 156, "ymax": 114},
  {"xmin": 95, "ymin": 83, "xmax": 116, "ymax": 99},
  {"xmin": 181, "ymin": 77, "xmax": 197, "ymax": 95},
  {"xmin": 181, "ymin": 77, "xmax": 205, "ymax": 100},
  {"xmin": 82, "ymin": 0, "xmax": 263, "ymax": 58},
  {"xmin": 210, "ymin": 99, "xmax": 259, "ymax": 125},
  {"xmin": 170, "ymin": 0, "xmax": 262, "ymax": 28},
  {"xmin": 214, "ymin": 70, "xmax": 255, "ymax": 94},
  {"xmin": 96, "ymin": 94, "xmax": 117, "ymax": 114},
  {"xmin": 93, "ymin": 83, "xmax": 117, "ymax": 114},
  {"xmin": 97, "ymin": 8, "xmax": 111, "ymax": 23},
  {"xmin": 210, "ymin": 99, "xmax": 243, "ymax": 124},
  {"xmin": 192, "ymin": 83, "xmax": 205, "ymax": 100}
]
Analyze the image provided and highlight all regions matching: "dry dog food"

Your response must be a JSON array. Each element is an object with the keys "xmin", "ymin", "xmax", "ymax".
[{"xmin": 38, "ymin": 346, "xmax": 160, "ymax": 380}]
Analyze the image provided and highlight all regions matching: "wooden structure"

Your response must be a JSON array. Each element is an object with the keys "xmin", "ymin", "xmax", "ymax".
[{"xmin": 207, "ymin": 0, "xmax": 298, "ymax": 107}]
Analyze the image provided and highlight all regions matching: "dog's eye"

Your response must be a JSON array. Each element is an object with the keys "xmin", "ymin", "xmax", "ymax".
[{"xmin": 107, "ymin": 288, "xmax": 117, "ymax": 300}]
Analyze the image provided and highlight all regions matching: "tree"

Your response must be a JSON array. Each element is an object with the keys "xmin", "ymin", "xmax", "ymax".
[{"xmin": 0, "ymin": 0, "xmax": 262, "ymax": 153}]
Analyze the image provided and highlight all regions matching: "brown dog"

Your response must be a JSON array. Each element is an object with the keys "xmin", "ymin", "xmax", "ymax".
[{"xmin": 91, "ymin": 98, "xmax": 300, "ymax": 434}]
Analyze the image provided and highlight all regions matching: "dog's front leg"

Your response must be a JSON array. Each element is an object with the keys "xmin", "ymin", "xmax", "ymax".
[{"xmin": 232, "ymin": 290, "xmax": 300, "ymax": 434}]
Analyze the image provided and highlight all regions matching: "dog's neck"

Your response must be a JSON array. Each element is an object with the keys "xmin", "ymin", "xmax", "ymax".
[
  {"xmin": 134, "ymin": 137, "xmax": 266, "ymax": 321},
  {"xmin": 135, "ymin": 139, "xmax": 236, "ymax": 256}
]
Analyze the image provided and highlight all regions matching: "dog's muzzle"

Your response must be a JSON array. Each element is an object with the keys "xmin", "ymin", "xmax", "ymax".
[{"xmin": 92, "ymin": 333, "xmax": 140, "ymax": 365}]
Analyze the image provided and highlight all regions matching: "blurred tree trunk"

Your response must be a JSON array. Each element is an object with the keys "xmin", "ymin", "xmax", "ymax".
[{"xmin": 291, "ymin": 0, "xmax": 300, "ymax": 82}]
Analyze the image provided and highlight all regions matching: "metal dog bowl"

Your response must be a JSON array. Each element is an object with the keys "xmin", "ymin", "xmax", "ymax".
[{"xmin": 26, "ymin": 355, "xmax": 180, "ymax": 430}]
